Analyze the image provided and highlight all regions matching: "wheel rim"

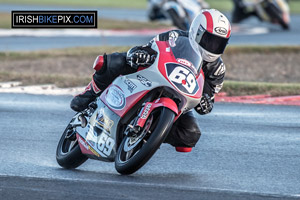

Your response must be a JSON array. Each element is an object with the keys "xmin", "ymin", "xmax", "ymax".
[
  {"xmin": 60, "ymin": 127, "xmax": 78, "ymax": 155},
  {"xmin": 118, "ymin": 113, "xmax": 155, "ymax": 164}
]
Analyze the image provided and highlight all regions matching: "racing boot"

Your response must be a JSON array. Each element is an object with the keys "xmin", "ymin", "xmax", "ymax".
[
  {"xmin": 70, "ymin": 79, "xmax": 101, "ymax": 112},
  {"xmin": 70, "ymin": 54, "xmax": 106, "ymax": 112}
]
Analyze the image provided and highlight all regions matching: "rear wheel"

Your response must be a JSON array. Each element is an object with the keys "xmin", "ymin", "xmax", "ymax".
[
  {"xmin": 115, "ymin": 107, "xmax": 175, "ymax": 175},
  {"xmin": 56, "ymin": 119, "xmax": 88, "ymax": 169}
]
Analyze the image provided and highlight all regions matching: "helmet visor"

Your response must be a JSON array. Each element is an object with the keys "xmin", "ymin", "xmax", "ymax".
[{"xmin": 199, "ymin": 30, "xmax": 229, "ymax": 55}]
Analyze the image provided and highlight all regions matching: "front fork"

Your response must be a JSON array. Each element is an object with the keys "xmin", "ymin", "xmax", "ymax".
[{"xmin": 127, "ymin": 97, "xmax": 178, "ymax": 135}]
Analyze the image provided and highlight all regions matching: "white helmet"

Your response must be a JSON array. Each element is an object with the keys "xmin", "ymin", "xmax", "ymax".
[{"xmin": 189, "ymin": 9, "xmax": 231, "ymax": 62}]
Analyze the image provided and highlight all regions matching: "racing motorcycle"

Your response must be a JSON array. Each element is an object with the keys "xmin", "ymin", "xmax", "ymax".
[
  {"xmin": 235, "ymin": 0, "xmax": 290, "ymax": 29},
  {"xmin": 148, "ymin": 0, "xmax": 208, "ymax": 30},
  {"xmin": 258, "ymin": 0, "xmax": 290, "ymax": 29},
  {"xmin": 56, "ymin": 35, "xmax": 204, "ymax": 175}
]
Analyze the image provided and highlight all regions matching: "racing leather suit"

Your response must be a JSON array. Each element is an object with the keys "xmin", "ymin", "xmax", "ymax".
[{"xmin": 71, "ymin": 30, "xmax": 226, "ymax": 148}]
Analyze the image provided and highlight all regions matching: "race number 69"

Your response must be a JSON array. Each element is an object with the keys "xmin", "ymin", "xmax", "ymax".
[
  {"xmin": 168, "ymin": 66, "xmax": 196, "ymax": 94},
  {"xmin": 98, "ymin": 133, "xmax": 115, "ymax": 156}
]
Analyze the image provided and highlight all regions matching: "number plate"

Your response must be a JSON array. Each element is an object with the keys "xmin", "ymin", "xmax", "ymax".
[{"xmin": 165, "ymin": 63, "xmax": 199, "ymax": 95}]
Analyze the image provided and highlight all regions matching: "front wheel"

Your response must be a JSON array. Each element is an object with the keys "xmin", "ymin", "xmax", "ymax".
[
  {"xmin": 115, "ymin": 107, "xmax": 175, "ymax": 175},
  {"xmin": 56, "ymin": 118, "xmax": 88, "ymax": 169}
]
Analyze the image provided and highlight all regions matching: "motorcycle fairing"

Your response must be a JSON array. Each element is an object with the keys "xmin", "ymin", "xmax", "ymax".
[
  {"xmin": 165, "ymin": 62, "xmax": 200, "ymax": 96},
  {"xmin": 101, "ymin": 39, "xmax": 204, "ymax": 117},
  {"xmin": 76, "ymin": 100, "xmax": 122, "ymax": 162},
  {"xmin": 155, "ymin": 40, "xmax": 204, "ymax": 100}
]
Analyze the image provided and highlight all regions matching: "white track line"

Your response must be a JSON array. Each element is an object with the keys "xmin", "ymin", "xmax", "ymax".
[
  {"xmin": 0, "ymin": 26, "xmax": 269, "ymax": 37},
  {"xmin": 0, "ymin": 28, "xmax": 170, "ymax": 37},
  {"xmin": 0, "ymin": 82, "xmax": 83, "ymax": 96}
]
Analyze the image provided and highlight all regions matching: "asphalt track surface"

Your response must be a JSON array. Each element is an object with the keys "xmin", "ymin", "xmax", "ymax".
[
  {"xmin": 1, "ymin": 4, "xmax": 300, "ymax": 51},
  {"xmin": 0, "ymin": 93, "xmax": 300, "ymax": 199}
]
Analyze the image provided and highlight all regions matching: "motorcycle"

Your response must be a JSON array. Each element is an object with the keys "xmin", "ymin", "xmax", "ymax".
[
  {"xmin": 148, "ymin": 0, "xmax": 208, "ymax": 31},
  {"xmin": 257, "ymin": 0, "xmax": 290, "ymax": 29},
  {"xmin": 234, "ymin": 0, "xmax": 290, "ymax": 30},
  {"xmin": 56, "ymin": 35, "xmax": 204, "ymax": 175}
]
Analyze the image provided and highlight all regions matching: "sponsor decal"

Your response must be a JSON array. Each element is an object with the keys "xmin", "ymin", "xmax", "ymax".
[
  {"xmin": 166, "ymin": 63, "xmax": 199, "ymax": 95},
  {"xmin": 78, "ymin": 136, "xmax": 89, "ymax": 150},
  {"xmin": 97, "ymin": 133, "xmax": 115, "ymax": 157},
  {"xmin": 141, "ymin": 104, "xmax": 152, "ymax": 119},
  {"xmin": 86, "ymin": 124, "xmax": 97, "ymax": 147},
  {"xmin": 106, "ymin": 85, "xmax": 126, "ymax": 110},
  {"xmin": 124, "ymin": 78, "xmax": 137, "ymax": 93},
  {"xmin": 79, "ymin": 136, "xmax": 100, "ymax": 157},
  {"xmin": 214, "ymin": 27, "xmax": 227, "ymax": 35},
  {"xmin": 168, "ymin": 31, "xmax": 178, "ymax": 47},
  {"xmin": 85, "ymin": 124, "xmax": 114, "ymax": 157},
  {"xmin": 95, "ymin": 109, "xmax": 114, "ymax": 133},
  {"xmin": 137, "ymin": 74, "xmax": 152, "ymax": 87},
  {"xmin": 177, "ymin": 58, "xmax": 193, "ymax": 68},
  {"xmin": 89, "ymin": 145, "xmax": 100, "ymax": 157}
]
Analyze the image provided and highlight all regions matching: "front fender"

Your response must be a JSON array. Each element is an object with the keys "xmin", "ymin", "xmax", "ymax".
[{"xmin": 136, "ymin": 97, "xmax": 178, "ymax": 128}]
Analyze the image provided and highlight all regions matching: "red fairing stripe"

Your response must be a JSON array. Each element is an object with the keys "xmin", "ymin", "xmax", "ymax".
[
  {"xmin": 203, "ymin": 11, "xmax": 214, "ymax": 33},
  {"xmin": 93, "ymin": 55, "xmax": 104, "ymax": 71}
]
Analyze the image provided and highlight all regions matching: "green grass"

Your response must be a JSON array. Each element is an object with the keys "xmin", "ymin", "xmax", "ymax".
[
  {"xmin": 224, "ymin": 45, "xmax": 300, "ymax": 54},
  {"xmin": 289, "ymin": 0, "xmax": 300, "ymax": 14},
  {"xmin": 0, "ymin": 0, "xmax": 148, "ymax": 9},
  {"xmin": 206, "ymin": 0, "xmax": 300, "ymax": 14},
  {"xmin": 1, "ymin": 0, "xmax": 299, "ymax": 13},
  {"xmin": 0, "ymin": 13, "xmax": 11, "ymax": 28},
  {"xmin": 98, "ymin": 18, "xmax": 171, "ymax": 30},
  {"xmin": 223, "ymin": 81, "xmax": 300, "ymax": 96},
  {"xmin": 0, "ymin": 46, "xmax": 131, "ymax": 60},
  {"xmin": 0, "ymin": 71, "xmax": 91, "ymax": 88},
  {"xmin": 1, "ymin": 45, "xmax": 300, "ymax": 96}
]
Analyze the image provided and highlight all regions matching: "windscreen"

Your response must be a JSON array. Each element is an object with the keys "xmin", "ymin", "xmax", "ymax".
[{"xmin": 169, "ymin": 36, "xmax": 202, "ymax": 73}]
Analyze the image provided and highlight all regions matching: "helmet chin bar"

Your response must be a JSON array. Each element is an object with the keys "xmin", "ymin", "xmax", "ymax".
[{"xmin": 200, "ymin": 47, "xmax": 220, "ymax": 62}]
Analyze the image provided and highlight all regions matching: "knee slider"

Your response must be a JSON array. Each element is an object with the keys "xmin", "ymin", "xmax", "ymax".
[{"xmin": 93, "ymin": 53, "xmax": 107, "ymax": 72}]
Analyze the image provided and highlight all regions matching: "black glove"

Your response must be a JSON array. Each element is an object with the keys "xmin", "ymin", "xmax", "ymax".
[
  {"xmin": 126, "ymin": 46, "xmax": 157, "ymax": 69},
  {"xmin": 195, "ymin": 93, "xmax": 214, "ymax": 115}
]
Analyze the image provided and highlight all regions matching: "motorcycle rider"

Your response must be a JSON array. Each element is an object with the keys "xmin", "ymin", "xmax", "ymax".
[{"xmin": 71, "ymin": 9, "xmax": 231, "ymax": 151}]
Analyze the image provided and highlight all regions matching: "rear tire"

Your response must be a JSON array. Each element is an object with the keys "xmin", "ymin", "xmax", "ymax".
[
  {"xmin": 115, "ymin": 107, "xmax": 175, "ymax": 175},
  {"xmin": 56, "ymin": 120, "xmax": 88, "ymax": 169}
]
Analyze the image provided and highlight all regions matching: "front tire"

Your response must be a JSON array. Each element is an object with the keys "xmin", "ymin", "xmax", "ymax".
[
  {"xmin": 56, "ymin": 120, "xmax": 88, "ymax": 169},
  {"xmin": 115, "ymin": 107, "xmax": 175, "ymax": 175}
]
